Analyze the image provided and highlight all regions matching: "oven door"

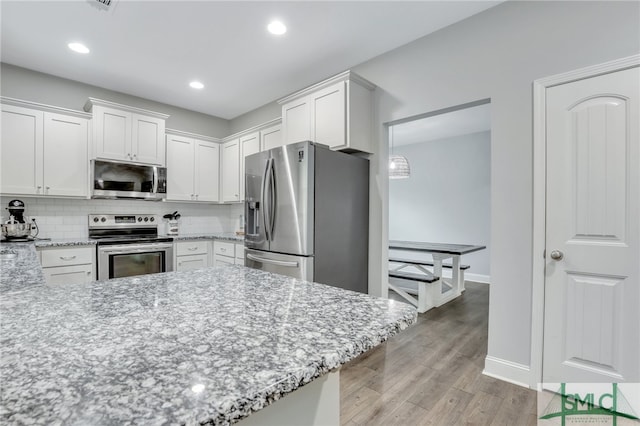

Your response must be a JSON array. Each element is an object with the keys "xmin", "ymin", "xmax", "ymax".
[{"xmin": 97, "ymin": 242, "xmax": 174, "ymax": 280}]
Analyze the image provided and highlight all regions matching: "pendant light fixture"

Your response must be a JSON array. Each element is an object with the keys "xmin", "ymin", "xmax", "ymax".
[{"xmin": 388, "ymin": 126, "xmax": 410, "ymax": 179}]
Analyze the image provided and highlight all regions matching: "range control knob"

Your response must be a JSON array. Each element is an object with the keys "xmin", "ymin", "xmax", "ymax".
[
  {"xmin": 100, "ymin": 217, "xmax": 106, "ymax": 223},
  {"xmin": 138, "ymin": 217, "xmax": 143, "ymax": 222},
  {"xmin": 93, "ymin": 217, "xmax": 99, "ymax": 223},
  {"xmin": 149, "ymin": 217, "xmax": 155, "ymax": 222},
  {"xmin": 144, "ymin": 217, "xmax": 149, "ymax": 222}
]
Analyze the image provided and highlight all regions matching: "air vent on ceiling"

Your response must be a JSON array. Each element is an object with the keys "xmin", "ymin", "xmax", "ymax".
[{"xmin": 87, "ymin": 0, "xmax": 118, "ymax": 12}]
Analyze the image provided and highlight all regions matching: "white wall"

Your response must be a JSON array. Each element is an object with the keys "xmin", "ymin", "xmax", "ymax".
[
  {"xmin": 389, "ymin": 131, "xmax": 491, "ymax": 280},
  {"xmin": 1, "ymin": 196, "xmax": 237, "ymax": 239},
  {"xmin": 230, "ymin": 0, "xmax": 640, "ymax": 383},
  {"xmin": 351, "ymin": 0, "xmax": 640, "ymax": 379}
]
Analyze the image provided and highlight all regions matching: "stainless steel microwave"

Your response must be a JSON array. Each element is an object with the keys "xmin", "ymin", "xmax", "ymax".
[{"xmin": 91, "ymin": 159, "xmax": 167, "ymax": 200}]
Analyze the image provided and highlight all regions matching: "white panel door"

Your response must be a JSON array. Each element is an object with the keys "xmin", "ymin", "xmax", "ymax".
[
  {"xmin": 195, "ymin": 140, "xmax": 220, "ymax": 202},
  {"xmin": 43, "ymin": 112, "xmax": 88, "ymax": 197},
  {"xmin": 543, "ymin": 67, "xmax": 639, "ymax": 383},
  {"xmin": 166, "ymin": 135, "xmax": 195, "ymax": 201},
  {"xmin": 94, "ymin": 106, "xmax": 131, "ymax": 161},
  {"xmin": 282, "ymin": 99, "xmax": 310, "ymax": 145},
  {"xmin": 310, "ymin": 81, "xmax": 346, "ymax": 149},
  {"xmin": 240, "ymin": 132, "xmax": 260, "ymax": 201},
  {"xmin": 0, "ymin": 105, "xmax": 43, "ymax": 195},
  {"xmin": 261, "ymin": 123, "xmax": 283, "ymax": 151},
  {"xmin": 222, "ymin": 139, "xmax": 240, "ymax": 202},
  {"xmin": 132, "ymin": 114, "xmax": 165, "ymax": 165}
]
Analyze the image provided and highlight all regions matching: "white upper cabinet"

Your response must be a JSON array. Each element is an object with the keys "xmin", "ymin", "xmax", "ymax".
[
  {"xmin": 278, "ymin": 70, "xmax": 375, "ymax": 153},
  {"xmin": 261, "ymin": 123, "xmax": 283, "ymax": 151},
  {"xmin": 85, "ymin": 98, "xmax": 168, "ymax": 166},
  {"xmin": 239, "ymin": 132, "xmax": 260, "ymax": 201},
  {"xmin": 1, "ymin": 101, "xmax": 89, "ymax": 198},
  {"xmin": 222, "ymin": 138, "xmax": 240, "ymax": 202},
  {"xmin": 166, "ymin": 131, "xmax": 220, "ymax": 202}
]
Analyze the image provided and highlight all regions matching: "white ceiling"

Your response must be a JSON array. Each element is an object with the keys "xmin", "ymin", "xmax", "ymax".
[
  {"xmin": 391, "ymin": 103, "xmax": 491, "ymax": 147},
  {"xmin": 1, "ymin": 1, "xmax": 501, "ymax": 120}
]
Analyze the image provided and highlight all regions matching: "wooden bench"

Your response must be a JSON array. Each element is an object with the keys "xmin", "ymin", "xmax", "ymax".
[
  {"xmin": 388, "ymin": 269, "xmax": 441, "ymax": 313},
  {"xmin": 389, "ymin": 257, "xmax": 470, "ymax": 283}
]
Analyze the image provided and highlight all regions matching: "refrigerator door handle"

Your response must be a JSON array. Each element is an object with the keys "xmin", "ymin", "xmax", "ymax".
[
  {"xmin": 261, "ymin": 158, "xmax": 272, "ymax": 241},
  {"xmin": 268, "ymin": 158, "xmax": 276, "ymax": 237},
  {"xmin": 246, "ymin": 253, "xmax": 299, "ymax": 268}
]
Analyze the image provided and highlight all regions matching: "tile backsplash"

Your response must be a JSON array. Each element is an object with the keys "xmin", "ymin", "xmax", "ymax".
[{"xmin": 1, "ymin": 197, "xmax": 244, "ymax": 240}]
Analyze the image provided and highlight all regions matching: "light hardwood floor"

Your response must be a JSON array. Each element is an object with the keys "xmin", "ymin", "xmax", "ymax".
[{"xmin": 340, "ymin": 282, "xmax": 538, "ymax": 426}]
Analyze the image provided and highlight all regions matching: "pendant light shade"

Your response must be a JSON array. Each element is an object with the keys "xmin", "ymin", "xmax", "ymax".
[
  {"xmin": 389, "ymin": 155, "xmax": 411, "ymax": 179},
  {"xmin": 388, "ymin": 126, "xmax": 410, "ymax": 179}
]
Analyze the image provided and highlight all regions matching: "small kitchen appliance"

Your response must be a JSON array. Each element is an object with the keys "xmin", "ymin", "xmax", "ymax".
[
  {"xmin": 2, "ymin": 199, "xmax": 38, "ymax": 241},
  {"xmin": 89, "ymin": 214, "xmax": 173, "ymax": 280},
  {"xmin": 91, "ymin": 160, "xmax": 167, "ymax": 200}
]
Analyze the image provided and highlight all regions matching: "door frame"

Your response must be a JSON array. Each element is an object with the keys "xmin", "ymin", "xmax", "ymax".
[{"xmin": 530, "ymin": 54, "xmax": 640, "ymax": 388}]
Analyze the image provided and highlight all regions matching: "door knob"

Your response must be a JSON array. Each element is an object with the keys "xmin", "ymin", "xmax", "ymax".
[{"xmin": 550, "ymin": 250, "xmax": 564, "ymax": 260}]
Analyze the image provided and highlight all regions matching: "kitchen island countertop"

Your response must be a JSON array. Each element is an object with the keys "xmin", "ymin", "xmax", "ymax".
[{"xmin": 0, "ymin": 245, "xmax": 416, "ymax": 425}]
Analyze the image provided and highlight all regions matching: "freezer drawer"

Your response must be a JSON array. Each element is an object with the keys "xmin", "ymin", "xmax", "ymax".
[{"xmin": 245, "ymin": 249, "xmax": 313, "ymax": 281}]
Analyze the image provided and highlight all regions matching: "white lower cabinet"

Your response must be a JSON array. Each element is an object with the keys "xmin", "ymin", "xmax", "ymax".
[
  {"xmin": 214, "ymin": 241, "xmax": 244, "ymax": 266},
  {"xmin": 39, "ymin": 246, "xmax": 95, "ymax": 286},
  {"xmin": 175, "ymin": 240, "xmax": 210, "ymax": 271}
]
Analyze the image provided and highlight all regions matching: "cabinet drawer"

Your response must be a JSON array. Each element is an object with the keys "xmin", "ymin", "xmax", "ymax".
[
  {"xmin": 214, "ymin": 254, "xmax": 235, "ymax": 266},
  {"xmin": 176, "ymin": 240, "xmax": 208, "ymax": 256},
  {"xmin": 40, "ymin": 247, "xmax": 94, "ymax": 267},
  {"xmin": 214, "ymin": 241, "xmax": 235, "ymax": 257}
]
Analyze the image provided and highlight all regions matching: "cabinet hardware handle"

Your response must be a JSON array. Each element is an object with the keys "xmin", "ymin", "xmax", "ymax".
[
  {"xmin": 188, "ymin": 247, "xmax": 197, "ymax": 251},
  {"xmin": 60, "ymin": 256, "xmax": 77, "ymax": 261},
  {"xmin": 220, "ymin": 248, "xmax": 226, "ymax": 252}
]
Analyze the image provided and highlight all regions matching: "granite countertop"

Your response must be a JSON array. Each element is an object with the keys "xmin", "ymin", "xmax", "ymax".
[
  {"xmin": 27, "ymin": 233, "xmax": 243, "ymax": 248},
  {"xmin": 0, "ymin": 247, "xmax": 416, "ymax": 425}
]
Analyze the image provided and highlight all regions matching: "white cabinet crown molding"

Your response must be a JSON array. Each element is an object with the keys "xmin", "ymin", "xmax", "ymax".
[
  {"xmin": 84, "ymin": 97, "xmax": 169, "ymax": 120},
  {"xmin": 222, "ymin": 117, "xmax": 282, "ymax": 142},
  {"xmin": 165, "ymin": 128, "xmax": 222, "ymax": 143},
  {"xmin": 1, "ymin": 96, "xmax": 91, "ymax": 119},
  {"xmin": 277, "ymin": 70, "xmax": 376, "ymax": 105}
]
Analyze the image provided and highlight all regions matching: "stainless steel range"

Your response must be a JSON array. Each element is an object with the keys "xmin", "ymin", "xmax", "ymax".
[{"xmin": 89, "ymin": 214, "xmax": 173, "ymax": 281}]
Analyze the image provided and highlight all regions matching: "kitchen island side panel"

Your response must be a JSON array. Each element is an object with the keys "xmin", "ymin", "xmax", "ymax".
[{"xmin": 314, "ymin": 146, "xmax": 369, "ymax": 293}]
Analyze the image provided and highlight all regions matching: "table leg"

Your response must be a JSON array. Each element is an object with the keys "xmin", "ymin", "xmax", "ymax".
[{"xmin": 451, "ymin": 255, "xmax": 462, "ymax": 295}]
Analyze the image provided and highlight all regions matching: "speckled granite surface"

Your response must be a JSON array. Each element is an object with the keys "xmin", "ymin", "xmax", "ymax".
[
  {"xmin": 171, "ymin": 233, "xmax": 244, "ymax": 242},
  {"xmin": 34, "ymin": 238, "xmax": 97, "ymax": 248},
  {"xmin": 0, "ymin": 243, "xmax": 45, "ymax": 293},
  {"xmin": 1, "ymin": 257, "xmax": 416, "ymax": 424}
]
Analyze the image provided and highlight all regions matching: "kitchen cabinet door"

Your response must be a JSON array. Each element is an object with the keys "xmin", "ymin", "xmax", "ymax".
[
  {"xmin": 166, "ymin": 134, "xmax": 195, "ymax": 201},
  {"xmin": 93, "ymin": 105, "xmax": 132, "ymax": 162},
  {"xmin": 222, "ymin": 139, "xmax": 240, "ymax": 202},
  {"xmin": 310, "ymin": 81, "xmax": 346, "ymax": 150},
  {"xmin": 1, "ymin": 104, "xmax": 43, "ymax": 195},
  {"xmin": 282, "ymin": 98, "xmax": 310, "ymax": 145},
  {"xmin": 43, "ymin": 112, "xmax": 88, "ymax": 197},
  {"xmin": 177, "ymin": 254, "xmax": 208, "ymax": 271},
  {"xmin": 131, "ymin": 113, "xmax": 165, "ymax": 166},
  {"xmin": 261, "ymin": 123, "xmax": 283, "ymax": 151},
  {"xmin": 194, "ymin": 140, "xmax": 220, "ymax": 202},
  {"xmin": 43, "ymin": 264, "xmax": 94, "ymax": 286},
  {"xmin": 240, "ymin": 132, "xmax": 260, "ymax": 201}
]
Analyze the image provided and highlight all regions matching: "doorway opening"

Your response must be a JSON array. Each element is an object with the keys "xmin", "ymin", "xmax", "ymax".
[{"xmin": 386, "ymin": 100, "xmax": 492, "ymax": 309}]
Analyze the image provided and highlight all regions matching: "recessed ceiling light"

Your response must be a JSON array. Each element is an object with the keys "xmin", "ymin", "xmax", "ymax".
[
  {"xmin": 189, "ymin": 81, "xmax": 204, "ymax": 89},
  {"xmin": 267, "ymin": 21, "xmax": 287, "ymax": 35},
  {"xmin": 68, "ymin": 42, "xmax": 90, "ymax": 54}
]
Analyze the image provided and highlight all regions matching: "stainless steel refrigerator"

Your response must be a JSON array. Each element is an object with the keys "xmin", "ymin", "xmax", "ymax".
[{"xmin": 244, "ymin": 141, "xmax": 369, "ymax": 293}]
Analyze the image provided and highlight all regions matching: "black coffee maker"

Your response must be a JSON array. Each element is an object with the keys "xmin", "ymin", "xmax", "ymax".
[{"xmin": 6, "ymin": 199, "xmax": 26, "ymax": 223}]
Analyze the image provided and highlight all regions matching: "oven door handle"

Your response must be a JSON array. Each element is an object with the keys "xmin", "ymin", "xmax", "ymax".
[{"xmin": 99, "ymin": 243, "xmax": 173, "ymax": 254}]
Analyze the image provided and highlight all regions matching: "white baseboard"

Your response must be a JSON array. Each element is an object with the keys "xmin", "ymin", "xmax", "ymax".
[
  {"xmin": 483, "ymin": 355, "xmax": 531, "ymax": 389},
  {"xmin": 465, "ymin": 273, "xmax": 490, "ymax": 284}
]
